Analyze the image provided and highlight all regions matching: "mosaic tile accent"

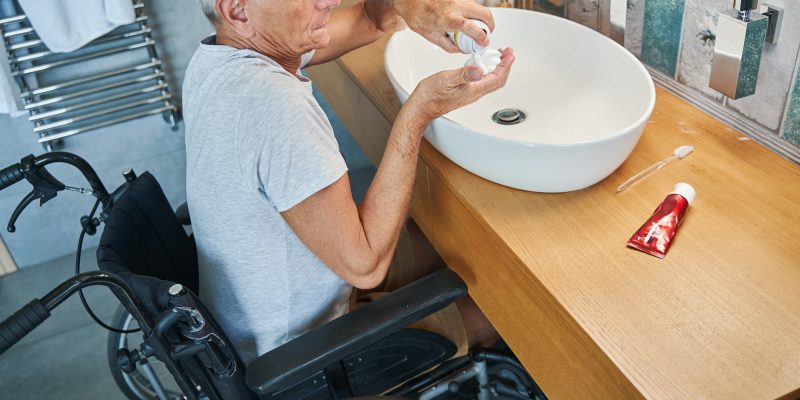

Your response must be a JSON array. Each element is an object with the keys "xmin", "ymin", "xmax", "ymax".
[
  {"xmin": 735, "ymin": 17, "xmax": 769, "ymax": 98},
  {"xmin": 781, "ymin": 65, "xmax": 800, "ymax": 146},
  {"xmin": 729, "ymin": 0, "xmax": 800, "ymax": 131},
  {"xmin": 641, "ymin": 0, "xmax": 686, "ymax": 77}
]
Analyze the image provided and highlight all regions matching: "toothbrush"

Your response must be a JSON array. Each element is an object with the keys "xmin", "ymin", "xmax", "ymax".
[{"xmin": 617, "ymin": 145, "xmax": 694, "ymax": 192}]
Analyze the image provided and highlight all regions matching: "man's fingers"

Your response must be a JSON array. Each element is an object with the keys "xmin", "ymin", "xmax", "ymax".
[
  {"xmin": 458, "ymin": 18, "xmax": 490, "ymax": 47},
  {"xmin": 470, "ymin": 49, "xmax": 515, "ymax": 92},
  {"xmin": 442, "ymin": 65, "xmax": 484, "ymax": 87},
  {"xmin": 463, "ymin": 5, "xmax": 495, "ymax": 32},
  {"xmin": 492, "ymin": 47, "xmax": 515, "ymax": 76},
  {"xmin": 425, "ymin": 31, "xmax": 461, "ymax": 53},
  {"xmin": 462, "ymin": 65, "xmax": 484, "ymax": 83},
  {"xmin": 490, "ymin": 49, "xmax": 515, "ymax": 84}
]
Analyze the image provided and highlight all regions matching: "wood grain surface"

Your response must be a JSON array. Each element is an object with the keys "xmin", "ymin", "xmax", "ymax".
[{"xmin": 306, "ymin": 14, "xmax": 800, "ymax": 399}]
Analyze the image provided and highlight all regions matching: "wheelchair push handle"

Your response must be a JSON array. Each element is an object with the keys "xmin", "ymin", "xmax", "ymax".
[
  {"xmin": 0, "ymin": 163, "xmax": 24, "ymax": 191},
  {"xmin": 0, "ymin": 271, "xmax": 153, "ymax": 357},
  {"xmin": 0, "ymin": 299, "xmax": 50, "ymax": 355}
]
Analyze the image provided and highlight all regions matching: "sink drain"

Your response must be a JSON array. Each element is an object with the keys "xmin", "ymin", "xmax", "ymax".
[{"xmin": 492, "ymin": 108, "xmax": 526, "ymax": 125}]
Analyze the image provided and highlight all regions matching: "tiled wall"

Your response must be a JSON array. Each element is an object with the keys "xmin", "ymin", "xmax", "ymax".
[
  {"xmin": 0, "ymin": 1, "xmax": 213, "ymax": 268},
  {"xmin": 532, "ymin": 0, "xmax": 800, "ymax": 152}
]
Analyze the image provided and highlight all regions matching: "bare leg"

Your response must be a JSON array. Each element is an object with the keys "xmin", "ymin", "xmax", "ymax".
[
  {"xmin": 405, "ymin": 220, "xmax": 500, "ymax": 349},
  {"xmin": 457, "ymin": 296, "xmax": 500, "ymax": 348},
  {"xmin": 406, "ymin": 219, "xmax": 446, "ymax": 275}
]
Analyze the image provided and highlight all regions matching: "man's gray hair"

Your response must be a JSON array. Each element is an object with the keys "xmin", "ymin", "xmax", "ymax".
[{"xmin": 199, "ymin": 0, "xmax": 219, "ymax": 22}]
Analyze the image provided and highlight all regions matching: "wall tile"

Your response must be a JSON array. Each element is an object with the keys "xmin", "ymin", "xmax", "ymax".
[
  {"xmin": 626, "ymin": 0, "xmax": 645, "ymax": 57},
  {"xmin": 534, "ymin": 0, "xmax": 567, "ymax": 17},
  {"xmin": 641, "ymin": 0, "xmax": 687, "ymax": 77},
  {"xmin": 781, "ymin": 60, "xmax": 800, "ymax": 146},
  {"xmin": 727, "ymin": 0, "xmax": 800, "ymax": 131},
  {"xmin": 145, "ymin": 0, "xmax": 213, "ymax": 103},
  {"xmin": 736, "ymin": 17, "xmax": 769, "ymax": 98},
  {"xmin": 566, "ymin": 0, "xmax": 599, "ymax": 31},
  {"xmin": 675, "ymin": 0, "xmax": 726, "ymax": 102}
]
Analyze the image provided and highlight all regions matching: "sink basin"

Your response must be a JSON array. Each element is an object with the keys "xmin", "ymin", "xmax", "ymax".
[{"xmin": 384, "ymin": 8, "xmax": 656, "ymax": 192}]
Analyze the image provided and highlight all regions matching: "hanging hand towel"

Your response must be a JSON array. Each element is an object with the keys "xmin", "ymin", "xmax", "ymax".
[
  {"xmin": 17, "ymin": 0, "xmax": 136, "ymax": 53},
  {"xmin": 0, "ymin": 42, "xmax": 25, "ymax": 117}
]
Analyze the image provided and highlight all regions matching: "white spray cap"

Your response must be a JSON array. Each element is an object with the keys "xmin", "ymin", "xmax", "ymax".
[{"xmin": 671, "ymin": 182, "xmax": 696, "ymax": 205}]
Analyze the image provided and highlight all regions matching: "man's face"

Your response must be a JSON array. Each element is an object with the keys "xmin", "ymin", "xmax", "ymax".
[{"xmin": 247, "ymin": 0, "xmax": 341, "ymax": 55}]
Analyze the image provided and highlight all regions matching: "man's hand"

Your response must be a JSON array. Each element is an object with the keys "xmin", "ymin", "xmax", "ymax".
[
  {"xmin": 406, "ymin": 47, "xmax": 515, "ymax": 124},
  {"xmin": 364, "ymin": 0, "xmax": 407, "ymax": 33},
  {"xmin": 390, "ymin": 0, "xmax": 496, "ymax": 53}
]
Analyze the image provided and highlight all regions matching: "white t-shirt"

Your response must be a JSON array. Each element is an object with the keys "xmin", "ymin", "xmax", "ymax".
[{"xmin": 183, "ymin": 36, "xmax": 350, "ymax": 363}]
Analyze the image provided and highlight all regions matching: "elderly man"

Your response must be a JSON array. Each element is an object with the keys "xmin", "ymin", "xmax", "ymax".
[{"xmin": 184, "ymin": 0, "xmax": 514, "ymax": 363}]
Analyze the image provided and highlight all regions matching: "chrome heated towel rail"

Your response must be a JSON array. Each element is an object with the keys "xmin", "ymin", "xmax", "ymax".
[{"xmin": 0, "ymin": 0, "xmax": 179, "ymax": 150}]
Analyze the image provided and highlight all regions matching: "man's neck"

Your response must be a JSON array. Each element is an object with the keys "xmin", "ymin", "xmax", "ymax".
[{"xmin": 215, "ymin": 30, "xmax": 302, "ymax": 77}]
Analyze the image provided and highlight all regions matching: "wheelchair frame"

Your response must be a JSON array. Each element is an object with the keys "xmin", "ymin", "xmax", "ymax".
[{"xmin": 0, "ymin": 152, "xmax": 543, "ymax": 399}]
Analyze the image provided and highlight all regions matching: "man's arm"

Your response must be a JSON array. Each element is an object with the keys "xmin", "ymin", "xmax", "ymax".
[
  {"xmin": 308, "ymin": 0, "xmax": 498, "ymax": 67},
  {"xmin": 282, "ymin": 49, "xmax": 515, "ymax": 289},
  {"xmin": 281, "ymin": 107, "xmax": 425, "ymax": 289},
  {"xmin": 307, "ymin": 1, "xmax": 402, "ymax": 67}
]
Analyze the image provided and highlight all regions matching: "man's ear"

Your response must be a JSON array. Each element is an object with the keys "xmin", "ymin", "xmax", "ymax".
[{"xmin": 217, "ymin": 0, "xmax": 254, "ymax": 38}]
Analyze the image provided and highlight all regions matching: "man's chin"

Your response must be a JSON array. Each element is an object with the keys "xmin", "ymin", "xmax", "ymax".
[{"xmin": 310, "ymin": 34, "xmax": 331, "ymax": 50}]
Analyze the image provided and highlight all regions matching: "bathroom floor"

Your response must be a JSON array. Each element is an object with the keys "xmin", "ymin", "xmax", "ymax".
[
  {"xmin": 0, "ymin": 89, "xmax": 377, "ymax": 398},
  {"xmin": 0, "ymin": 249, "xmax": 124, "ymax": 399}
]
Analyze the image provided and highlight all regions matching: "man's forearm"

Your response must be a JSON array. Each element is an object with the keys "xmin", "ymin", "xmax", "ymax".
[
  {"xmin": 307, "ymin": 1, "xmax": 387, "ymax": 66},
  {"xmin": 356, "ymin": 108, "xmax": 429, "ymax": 283}
]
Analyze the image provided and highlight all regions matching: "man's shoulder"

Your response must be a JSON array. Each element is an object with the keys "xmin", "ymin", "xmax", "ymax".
[
  {"xmin": 188, "ymin": 47, "xmax": 301, "ymax": 95},
  {"xmin": 236, "ymin": 71, "xmax": 318, "ymax": 126}
]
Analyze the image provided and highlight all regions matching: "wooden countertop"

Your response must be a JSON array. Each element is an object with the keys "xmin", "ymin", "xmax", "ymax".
[{"xmin": 306, "ymin": 29, "xmax": 800, "ymax": 399}]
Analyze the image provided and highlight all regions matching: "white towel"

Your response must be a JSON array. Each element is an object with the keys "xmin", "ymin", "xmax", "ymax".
[
  {"xmin": 17, "ymin": 0, "xmax": 135, "ymax": 53},
  {"xmin": 0, "ymin": 41, "xmax": 25, "ymax": 117}
]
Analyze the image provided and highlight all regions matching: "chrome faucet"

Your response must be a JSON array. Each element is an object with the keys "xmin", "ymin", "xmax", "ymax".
[{"xmin": 709, "ymin": 1, "xmax": 783, "ymax": 99}]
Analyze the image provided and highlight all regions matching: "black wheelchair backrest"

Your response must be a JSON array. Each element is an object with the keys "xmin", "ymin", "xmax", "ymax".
[
  {"xmin": 96, "ymin": 171, "xmax": 199, "ymax": 294},
  {"xmin": 95, "ymin": 172, "xmax": 256, "ymax": 399}
]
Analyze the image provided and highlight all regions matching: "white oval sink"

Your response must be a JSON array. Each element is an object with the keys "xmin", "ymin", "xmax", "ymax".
[{"xmin": 384, "ymin": 8, "xmax": 656, "ymax": 192}]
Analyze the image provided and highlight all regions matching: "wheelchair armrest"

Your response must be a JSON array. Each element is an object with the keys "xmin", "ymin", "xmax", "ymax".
[{"xmin": 245, "ymin": 268, "xmax": 467, "ymax": 396}]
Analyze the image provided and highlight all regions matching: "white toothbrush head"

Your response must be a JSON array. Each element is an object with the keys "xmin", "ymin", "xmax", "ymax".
[{"xmin": 673, "ymin": 145, "xmax": 694, "ymax": 158}]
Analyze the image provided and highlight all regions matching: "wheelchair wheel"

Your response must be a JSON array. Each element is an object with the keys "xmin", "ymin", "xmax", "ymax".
[{"xmin": 107, "ymin": 305, "xmax": 184, "ymax": 400}]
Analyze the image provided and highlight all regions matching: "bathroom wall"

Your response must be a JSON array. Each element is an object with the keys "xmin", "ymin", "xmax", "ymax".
[
  {"xmin": 531, "ymin": 0, "xmax": 800, "ymax": 153},
  {"xmin": 0, "ymin": 1, "xmax": 213, "ymax": 268}
]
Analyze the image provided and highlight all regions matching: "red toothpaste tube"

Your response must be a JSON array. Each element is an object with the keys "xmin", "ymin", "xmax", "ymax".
[{"xmin": 627, "ymin": 183, "xmax": 696, "ymax": 258}]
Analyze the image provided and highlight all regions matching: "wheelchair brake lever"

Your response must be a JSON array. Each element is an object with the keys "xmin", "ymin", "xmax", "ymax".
[
  {"xmin": 6, "ymin": 161, "xmax": 66, "ymax": 233},
  {"xmin": 7, "ymin": 191, "xmax": 37, "ymax": 233},
  {"xmin": 26, "ymin": 164, "xmax": 66, "ymax": 204}
]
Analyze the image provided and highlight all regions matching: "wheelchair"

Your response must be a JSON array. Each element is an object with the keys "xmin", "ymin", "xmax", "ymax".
[{"xmin": 0, "ymin": 152, "xmax": 545, "ymax": 399}]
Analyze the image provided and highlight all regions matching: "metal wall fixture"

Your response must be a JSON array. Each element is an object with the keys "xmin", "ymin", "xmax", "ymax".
[
  {"xmin": 709, "ymin": 0, "xmax": 784, "ymax": 99},
  {"xmin": 0, "ymin": 0, "xmax": 179, "ymax": 151}
]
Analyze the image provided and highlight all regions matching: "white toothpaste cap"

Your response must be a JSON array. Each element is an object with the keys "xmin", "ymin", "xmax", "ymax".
[{"xmin": 671, "ymin": 182, "xmax": 696, "ymax": 205}]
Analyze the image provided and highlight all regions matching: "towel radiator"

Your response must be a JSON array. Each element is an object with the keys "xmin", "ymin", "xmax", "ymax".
[{"xmin": 0, "ymin": 0, "xmax": 179, "ymax": 151}]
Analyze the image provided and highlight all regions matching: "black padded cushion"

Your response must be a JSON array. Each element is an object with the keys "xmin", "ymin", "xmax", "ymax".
[{"xmin": 96, "ymin": 171, "xmax": 198, "ymax": 294}]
